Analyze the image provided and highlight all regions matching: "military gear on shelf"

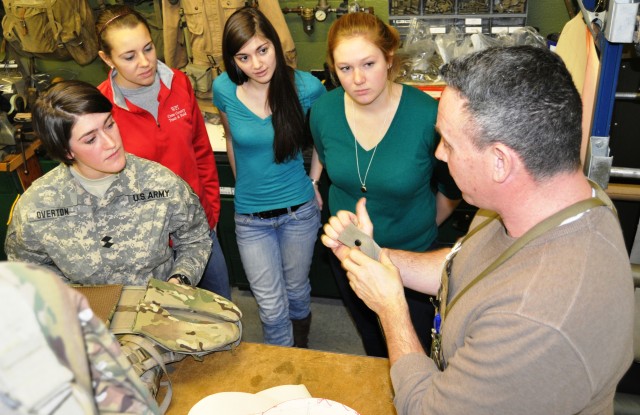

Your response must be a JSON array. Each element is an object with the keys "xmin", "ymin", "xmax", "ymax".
[
  {"xmin": 110, "ymin": 278, "xmax": 243, "ymax": 413},
  {"xmin": 162, "ymin": 0, "xmax": 297, "ymax": 71},
  {"xmin": 178, "ymin": 8, "xmax": 222, "ymax": 96},
  {"xmin": 182, "ymin": 62, "xmax": 214, "ymax": 94},
  {"xmin": 1, "ymin": 0, "xmax": 99, "ymax": 65}
]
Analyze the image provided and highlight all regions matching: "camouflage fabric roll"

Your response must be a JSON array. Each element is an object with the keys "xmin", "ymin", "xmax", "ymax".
[{"xmin": 0, "ymin": 262, "xmax": 160, "ymax": 415}]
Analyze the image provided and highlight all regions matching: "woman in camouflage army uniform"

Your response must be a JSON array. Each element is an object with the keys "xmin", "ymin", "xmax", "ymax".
[{"xmin": 4, "ymin": 80, "xmax": 212, "ymax": 286}]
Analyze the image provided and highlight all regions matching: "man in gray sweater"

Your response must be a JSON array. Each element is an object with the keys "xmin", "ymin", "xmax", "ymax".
[{"xmin": 322, "ymin": 45, "xmax": 634, "ymax": 414}]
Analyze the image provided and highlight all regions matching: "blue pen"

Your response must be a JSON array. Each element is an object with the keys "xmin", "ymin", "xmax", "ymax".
[{"xmin": 433, "ymin": 313, "xmax": 441, "ymax": 334}]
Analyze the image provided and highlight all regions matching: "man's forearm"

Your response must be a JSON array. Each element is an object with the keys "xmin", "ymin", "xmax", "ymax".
[
  {"xmin": 387, "ymin": 248, "xmax": 448, "ymax": 295},
  {"xmin": 378, "ymin": 300, "xmax": 426, "ymax": 364}
]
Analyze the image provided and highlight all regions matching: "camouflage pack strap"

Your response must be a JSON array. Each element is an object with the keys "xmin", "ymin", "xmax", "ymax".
[
  {"xmin": 119, "ymin": 335, "xmax": 186, "ymax": 376},
  {"xmin": 119, "ymin": 334, "xmax": 173, "ymax": 415}
]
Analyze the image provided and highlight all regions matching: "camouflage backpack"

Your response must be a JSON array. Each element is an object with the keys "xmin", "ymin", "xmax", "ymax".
[
  {"xmin": 1, "ymin": 0, "xmax": 99, "ymax": 65},
  {"xmin": 110, "ymin": 278, "xmax": 243, "ymax": 413}
]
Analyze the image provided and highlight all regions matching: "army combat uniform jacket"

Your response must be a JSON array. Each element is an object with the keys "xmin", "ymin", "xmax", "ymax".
[{"xmin": 5, "ymin": 154, "xmax": 212, "ymax": 286}]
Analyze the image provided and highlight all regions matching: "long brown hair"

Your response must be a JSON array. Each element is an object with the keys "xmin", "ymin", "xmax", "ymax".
[{"xmin": 222, "ymin": 7, "xmax": 308, "ymax": 163}]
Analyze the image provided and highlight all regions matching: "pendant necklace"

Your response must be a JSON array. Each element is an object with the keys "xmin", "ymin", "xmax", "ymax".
[{"xmin": 352, "ymin": 93, "xmax": 392, "ymax": 193}]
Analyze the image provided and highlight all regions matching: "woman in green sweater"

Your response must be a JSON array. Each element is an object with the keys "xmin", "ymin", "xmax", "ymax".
[{"xmin": 310, "ymin": 12, "xmax": 460, "ymax": 357}]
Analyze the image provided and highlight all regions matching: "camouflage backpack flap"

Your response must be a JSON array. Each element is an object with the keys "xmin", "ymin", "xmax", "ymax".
[
  {"xmin": 146, "ymin": 278, "xmax": 241, "ymax": 320},
  {"xmin": 114, "ymin": 279, "xmax": 243, "ymax": 356}
]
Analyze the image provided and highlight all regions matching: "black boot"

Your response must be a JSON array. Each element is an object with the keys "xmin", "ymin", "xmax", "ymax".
[{"xmin": 292, "ymin": 312, "xmax": 312, "ymax": 348}]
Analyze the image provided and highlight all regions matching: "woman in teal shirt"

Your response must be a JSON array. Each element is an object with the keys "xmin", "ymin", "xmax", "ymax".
[
  {"xmin": 213, "ymin": 7, "xmax": 325, "ymax": 348},
  {"xmin": 310, "ymin": 12, "xmax": 460, "ymax": 357}
]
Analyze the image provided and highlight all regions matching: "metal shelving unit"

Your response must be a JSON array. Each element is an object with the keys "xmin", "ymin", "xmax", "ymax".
[
  {"xmin": 389, "ymin": 0, "xmax": 528, "ymax": 36},
  {"xmin": 578, "ymin": 0, "xmax": 640, "ymax": 189}
]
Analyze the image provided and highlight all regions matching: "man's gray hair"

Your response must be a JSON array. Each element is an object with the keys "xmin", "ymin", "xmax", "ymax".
[{"xmin": 440, "ymin": 46, "xmax": 583, "ymax": 180}]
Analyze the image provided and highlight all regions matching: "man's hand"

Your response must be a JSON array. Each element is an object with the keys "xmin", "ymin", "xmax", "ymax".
[
  {"xmin": 322, "ymin": 197, "xmax": 426, "ymax": 363},
  {"xmin": 344, "ymin": 246, "xmax": 425, "ymax": 364},
  {"xmin": 321, "ymin": 198, "xmax": 373, "ymax": 261},
  {"xmin": 342, "ymin": 248, "xmax": 405, "ymax": 316}
]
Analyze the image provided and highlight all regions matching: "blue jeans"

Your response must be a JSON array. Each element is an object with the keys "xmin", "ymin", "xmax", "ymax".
[
  {"xmin": 197, "ymin": 229, "xmax": 232, "ymax": 300},
  {"xmin": 235, "ymin": 199, "xmax": 320, "ymax": 346}
]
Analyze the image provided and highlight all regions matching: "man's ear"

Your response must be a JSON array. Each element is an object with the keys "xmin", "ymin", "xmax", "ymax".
[{"xmin": 491, "ymin": 144, "xmax": 512, "ymax": 183}]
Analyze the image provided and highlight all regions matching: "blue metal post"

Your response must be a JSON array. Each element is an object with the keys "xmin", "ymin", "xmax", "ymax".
[{"xmin": 591, "ymin": 34, "xmax": 623, "ymax": 138}]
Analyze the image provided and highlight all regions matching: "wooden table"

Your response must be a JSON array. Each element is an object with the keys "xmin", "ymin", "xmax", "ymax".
[{"xmin": 162, "ymin": 342, "xmax": 397, "ymax": 415}]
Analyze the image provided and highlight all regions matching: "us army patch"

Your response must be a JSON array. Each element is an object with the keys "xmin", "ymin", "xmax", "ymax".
[{"xmin": 129, "ymin": 190, "xmax": 171, "ymax": 202}]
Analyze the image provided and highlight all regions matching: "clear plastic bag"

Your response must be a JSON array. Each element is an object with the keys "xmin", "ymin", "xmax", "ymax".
[
  {"xmin": 493, "ymin": 0, "xmax": 527, "ymax": 14},
  {"xmin": 397, "ymin": 19, "xmax": 546, "ymax": 85},
  {"xmin": 397, "ymin": 19, "xmax": 443, "ymax": 83}
]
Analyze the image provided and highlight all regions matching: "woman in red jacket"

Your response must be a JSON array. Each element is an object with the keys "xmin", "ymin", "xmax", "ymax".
[{"xmin": 95, "ymin": 5, "xmax": 231, "ymax": 299}]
